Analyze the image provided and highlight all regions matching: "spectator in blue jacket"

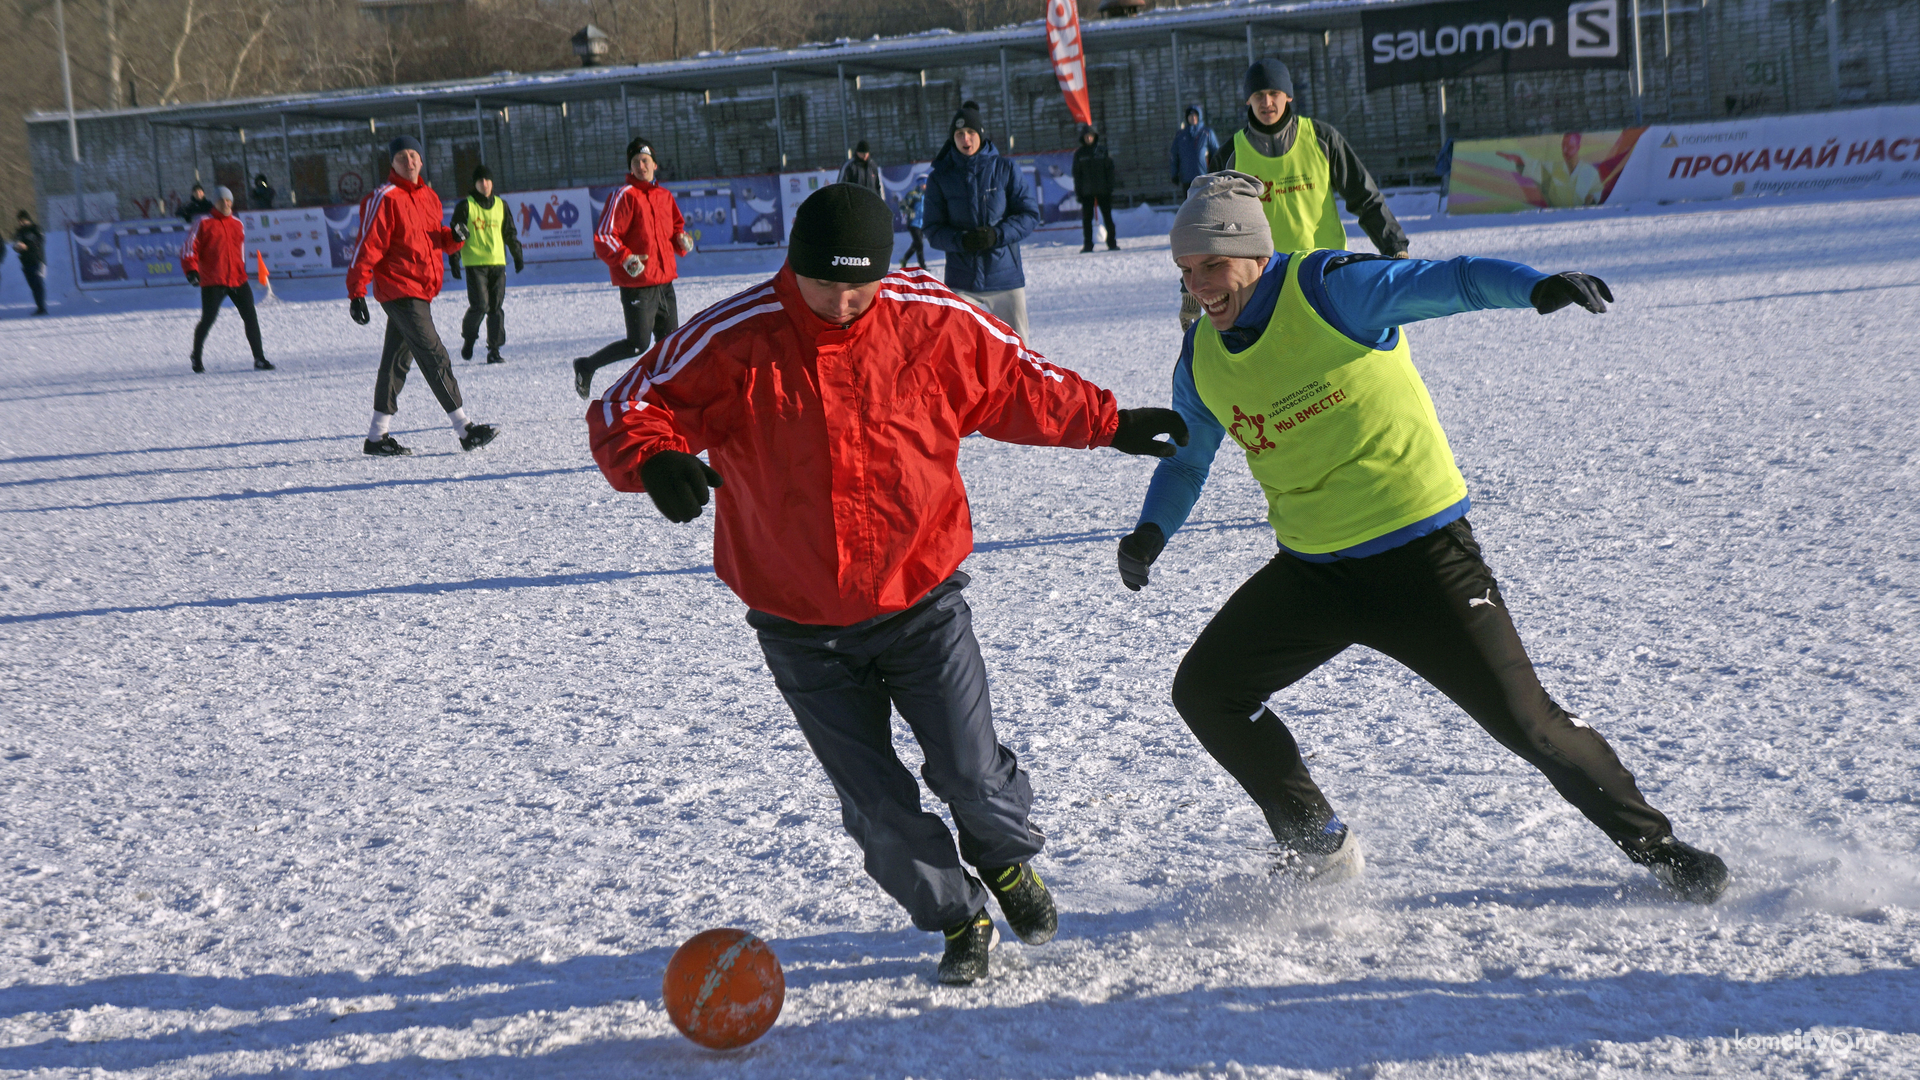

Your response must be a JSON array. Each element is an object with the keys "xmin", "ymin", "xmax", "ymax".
[
  {"xmin": 1169, "ymin": 104, "xmax": 1220, "ymax": 198},
  {"xmin": 924, "ymin": 102, "xmax": 1041, "ymax": 343},
  {"xmin": 899, "ymin": 174, "xmax": 928, "ymax": 270}
]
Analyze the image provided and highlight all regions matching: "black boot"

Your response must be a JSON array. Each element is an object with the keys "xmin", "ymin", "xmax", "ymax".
[
  {"xmin": 485, "ymin": 349, "xmax": 504, "ymax": 364},
  {"xmin": 253, "ymin": 357, "xmax": 275, "ymax": 371},
  {"xmin": 191, "ymin": 356, "xmax": 204, "ymax": 373},
  {"xmin": 1621, "ymin": 836, "xmax": 1729, "ymax": 903},
  {"xmin": 982, "ymin": 864, "xmax": 1056, "ymax": 945},
  {"xmin": 459, "ymin": 423, "xmax": 499, "ymax": 452},
  {"xmin": 363, "ymin": 435, "xmax": 411, "ymax": 457},
  {"xmin": 937, "ymin": 909, "xmax": 997, "ymax": 985},
  {"xmin": 460, "ymin": 337, "xmax": 475, "ymax": 361},
  {"xmin": 572, "ymin": 357, "xmax": 596, "ymax": 400}
]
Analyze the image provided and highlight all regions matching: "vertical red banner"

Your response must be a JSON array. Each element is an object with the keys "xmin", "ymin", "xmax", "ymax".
[{"xmin": 1046, "ymin": 0, "xmax": 1093, "ymax": 127}]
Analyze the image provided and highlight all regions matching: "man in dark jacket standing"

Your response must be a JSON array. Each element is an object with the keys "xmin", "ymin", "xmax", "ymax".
[
  {"xmin": 182, "ymin": 186, "xmax": 272, "ymax": 372},
  {"xmin": 347, "ymin": 135, "xmax": 498, "ymax": 458},
  {"xmin": 448, "ymin": 163, "xmax": 524, "ymax": 364},
  {"xmin": 1071, "ymin": 124, "xmax": 1119, "ymax": 253},
  {"xmin": 248, "ymin": 174, "xmax": 276, "ymax": 210},
  {"xmin": 177, "ymin": 183, "xmax": 214, "ymax": 223},
  {"xmin": 1223, "ymin": 58, "xmax": 1407, "ymax": 260},
  {"xmin": 838, "ymin": 140, "xmax": 883, "ymax": 195},
  {"xmin": 1168, "ymin": 105, "xmax": 1219, "ymax": 198},
  {"xmin": 11, "ymin": 210, "xmax": 48, "ymax": 316},
  {"xmin": 924, "ymin": 103, "xmax": 1041, "ymax": 343}
]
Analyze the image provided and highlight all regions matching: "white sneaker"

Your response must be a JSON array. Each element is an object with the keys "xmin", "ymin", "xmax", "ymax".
[{"xmin": 1270, "ymin": 825, "xmax": 1364, "ymax": 884}]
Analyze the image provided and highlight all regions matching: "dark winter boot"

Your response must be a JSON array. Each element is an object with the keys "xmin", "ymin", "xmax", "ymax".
[
  {"xmin": 253, "ymin": 357, "xmax": 275, "ymax": 371},
  {"xmin": 1108, "ymin": 239, "xmax": 1120, "ymax": 251},
  {"xmin": 460, "ymin": 337, "xmax": 475, "ymax": 361},
  {"xmin": 1621, "ymin": 836, "xmax": 1729, "ymax": 904},
  {"xmin": 363, "ymin": 435, "xmax": 412, "ymax": 457},
  {"xmin": 485, "ymin": 349, "xmax": 504, "ymax": 364},
  {"xmin": 1080, "ymin": 244, "xmax": 1094, "ymax": 253},
  {"xmin": 191, "ymin": 356, "xmax": 204, "ymax": 373},
  {"xmin": 982, "ymin": 864, "xmax": 1056, "ymax": 945},
  {"xmin": 937, "ymin": 909, "xmax": 997, "ymax": 985},
  {"xmin": 459, "ymin": 423, "xmax": 499, "ymax": 452},
  {"xmin": 1269, "ymin": 818, "xmax": 1364, "ymax": 884},
  {"xmin": 572, "ymin": 357, "xmax": 595, "ymax": 400}
]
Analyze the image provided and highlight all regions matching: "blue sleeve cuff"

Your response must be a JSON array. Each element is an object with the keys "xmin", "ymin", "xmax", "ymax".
[
  {"xmin": 1137, "ymin": 335, "xmax": 1226, "ymax": 540},
  {"xmin": 1322, "ymin": 256, "xmax": 1549, "ymax": 343}
]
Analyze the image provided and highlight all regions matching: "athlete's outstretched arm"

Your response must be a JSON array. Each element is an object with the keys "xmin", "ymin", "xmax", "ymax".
[
  {"xmin": 1119, "ymin": 338, "xmax": 1227, "ymax": 590},
  {"xmin": 1319, "ymin": 255, "xmax": 1609, "ymax": 342}
]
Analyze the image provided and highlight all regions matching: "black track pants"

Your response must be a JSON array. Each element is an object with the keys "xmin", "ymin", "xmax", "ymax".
[
  {"xmin": 1080, "ymin": 195, "xmax": 1118, "ymax": 248},
  {"xmin": 748, "ymin": 573, "xmax": 1043, "ymax": 932},
  {"xmin": 459, "ymin": 265, "xmax": 506, "ymax": 350},
  {"xmin": 373, "ymin": 298, "xmax": 462, "ymax": 415},
  {"xmin": 22, "ymin": 262, "xmax": 47, "ymax": 313},
  {"xmin": 191, "ymin": 285, "xmax": 265, "ymax": 362},
  {"xmin": 902, "ymin": 226, "xmax": 927, "ymax": 268},
  {"xmin": 1170, "ymin": 518, "xmax": 1673, "ymax": 848},
  {"xmin": 579, "ymin": 283, "xmax": 678, "ymax": 375}
]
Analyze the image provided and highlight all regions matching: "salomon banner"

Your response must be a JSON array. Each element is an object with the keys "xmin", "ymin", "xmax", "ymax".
[
  {"xmin": 1362, "ymin": 0, "xmax": 1631, "ymax": 91},
  {"xmin": 1046, "ymin": 0, "xmax": 1093, "ymax": 127}
]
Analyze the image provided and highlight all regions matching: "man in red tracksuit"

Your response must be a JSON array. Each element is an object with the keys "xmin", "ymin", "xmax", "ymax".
[
  {"xmin": 572, "ymin": 136, "xmax": 693, "ymax": 399},
  {"xmin": 348, "ymin": 135, "xmax": 498, "ymax": 458},
  {"xmin": 588, "ymin": 184, "xmax": 1187, "ymax": 985},
  {"xmin": 181, "ymin": 185, "xmax": 272, "ymax": 373}
]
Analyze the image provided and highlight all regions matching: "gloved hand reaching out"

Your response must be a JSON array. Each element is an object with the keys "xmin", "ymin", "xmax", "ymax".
[
  {"xmin": 640, "ymin": 450, "xmax": 725, "ymax": 523},
  {"xmin": 1109, "ymin": 408, "xmax": 1190, "ymax": 458},
  {"xmin": 1531, "ymin": 272, "xmax": 1613, "ymax": 314},
  {"xmin": 1117, "ymin": 523, "xmax": 1167, "ymax": 592}
]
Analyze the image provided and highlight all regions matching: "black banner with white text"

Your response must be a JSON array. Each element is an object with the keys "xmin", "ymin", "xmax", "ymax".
[{"xmin": 1361, "ymin": 0, "xmax": 1632, "ymax": 91}]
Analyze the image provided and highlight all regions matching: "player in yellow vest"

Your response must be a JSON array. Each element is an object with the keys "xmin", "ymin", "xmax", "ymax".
[
  {"xmin": 1120, "ymin": 173, "xmax": 1729, "ymax": 904},
  {"xmin": 448, "ymin": 164, "xmax": 524, "ymax": 364}
]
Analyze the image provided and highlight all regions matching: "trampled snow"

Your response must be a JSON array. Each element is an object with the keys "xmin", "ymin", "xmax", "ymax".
[{"xmin": 2, "ymin": 199, "xmax": 1917, "ymax": 1078}]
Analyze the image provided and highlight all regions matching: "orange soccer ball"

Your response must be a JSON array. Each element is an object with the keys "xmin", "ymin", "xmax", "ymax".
[{"xmin": 661, "ymin": 928, "xmax": 785, "ymax": 1050}]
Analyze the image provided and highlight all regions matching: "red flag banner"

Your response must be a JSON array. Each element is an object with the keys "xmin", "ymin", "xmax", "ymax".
[{"xmin": 1046, "ymin": 0, "xmax": 1093, "ymax": 127}]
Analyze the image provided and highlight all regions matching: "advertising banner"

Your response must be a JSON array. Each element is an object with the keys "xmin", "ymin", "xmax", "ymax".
[
  {"xmin": 506, "ymin": 187, "xmax": 596, "ymax": 262},
  {"xmin": 778, "ymin": 171, "xmax": 840, "ymax": 244},
  {"xmin": 71, "ymin": 220, "xmax": 191, "ymax": 288},
  {"xmin": 1362, "ymin": 0, "xmax": 1630, "ymax": 91},
  {"xmin": 1618, "ymin": 104, "xmax": 1920, "ymax": 205},
  {"xmin": 1046, "ymin": 0, "xmax": 1093, "ymax": 127},
  {"xmin": 1023, "ymin": 151, "xmax": 1081, "ymax": 226},
  {"xmin": 236, "ymin": 208, "xmax": 334, "ymax": 274},
  {"xmin": 1448, "ymin": 128, "xmax": 1646, "ymax": 212}
]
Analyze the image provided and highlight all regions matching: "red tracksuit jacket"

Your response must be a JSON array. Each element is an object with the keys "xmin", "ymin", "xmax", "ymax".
[
  {"xmin": 181, "ymin": 212, "xmax": 247, "ymax": 289},
  {"xmin": 347, "ymin": 172, "xmax": 461, "ymax": 303},
  {"xmin": 588, "ymin": 266, "xmax": 1121, "ymax": 626},
  {"xmin": 593, "ymin": 174, "xmax": 685, "ymax": 288}
]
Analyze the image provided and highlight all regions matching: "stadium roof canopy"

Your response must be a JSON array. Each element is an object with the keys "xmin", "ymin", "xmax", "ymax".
[{"xmin": 27, "ymin": 0, "xmax": 1391, "ymax": 131}]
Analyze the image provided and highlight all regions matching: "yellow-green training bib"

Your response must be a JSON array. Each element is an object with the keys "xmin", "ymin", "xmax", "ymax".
[
  {"xmin": 1190, "ymin": 251, "xmax": 1467, "ymax": 554},
  {"xmin": 460, "ymin": 196, "xmax": 507, "ymax": 267},
  {"xmin": 1233, "ymin": 118, "xmax": 1348, "ymax": 255}
]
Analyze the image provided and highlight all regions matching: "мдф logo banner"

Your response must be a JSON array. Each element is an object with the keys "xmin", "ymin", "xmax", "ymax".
[{"xmin": 1361, "ymin": 0, "xmax": 1630, "ymax": 91}]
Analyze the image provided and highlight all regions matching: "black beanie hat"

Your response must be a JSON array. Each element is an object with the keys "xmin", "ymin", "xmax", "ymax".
[
  {"xmin": 387, "ymin": 135, "xmax": 424, "ymax": 160},
  {"xmin": 950, "ymin": 101, "xmax": 984, "ymax": 138},
  {"xmin": 855, "ymin": 139, "xmax": 870, "ymax": 154},
  {"xmin": 787, "ymin": 183, "xmax": 894, "ymax": 284},
  {"xmin": 471, "ymin": 163, "xmax": 493, "ymax": 185},
  {"xmin": 625, "ymin": 137, "xmax": 655, "ymax": 165},
  {"xmin": 1243, "ymin": 57, "xmax": 1294, "ymax": 100}
]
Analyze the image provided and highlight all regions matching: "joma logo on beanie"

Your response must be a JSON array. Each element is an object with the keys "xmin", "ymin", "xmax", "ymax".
[{"xmin": 831, "ymin": 255, "xmax": 872, "ymax": 267}]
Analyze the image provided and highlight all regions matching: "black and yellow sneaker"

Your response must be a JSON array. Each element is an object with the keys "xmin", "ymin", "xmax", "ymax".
[
  {"xmin": 937, "ymin": 909, "xmax": 997, "ymax": 985},
  {"xmin": 1621, "ymin": 835, "xmax": 1730, "ymax": 904},
  {"xmin": 982, "ymin": 863, "xmax": 1057, "ymax": 945}
]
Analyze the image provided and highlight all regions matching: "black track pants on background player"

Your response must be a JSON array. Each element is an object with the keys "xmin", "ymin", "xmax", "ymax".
[
  {"xmin": 748, "ymin": 572, "xmax": 1044, "ymax": 933},
  {"xmin": 1170, "ymin": 518, "xmax": 1674, "ymax": 849},
  {"xmin": 460, "ymin": 265, "xmax": 506, "ymax": 351},
  {"xmin": 191, "ymin": 284, "xmax": 266, "ymax": 362},
  {"xmin": 373, "ymin": 298, "xmax": 463, "ymax": 415},
  {"xmin": 577, "ymin": 283, "xmax": 679, "ymax": 376}
]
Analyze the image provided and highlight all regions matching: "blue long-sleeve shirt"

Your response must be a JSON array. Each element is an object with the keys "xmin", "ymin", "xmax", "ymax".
[{"xmin": 1139, "ymin": 252, "xmax": 1548, "ymax": 560}]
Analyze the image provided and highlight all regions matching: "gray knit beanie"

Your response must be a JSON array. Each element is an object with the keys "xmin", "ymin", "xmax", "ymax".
[{"xmin": 1169, "ymin": 171, "xmax": 1273, "ymax": 261}]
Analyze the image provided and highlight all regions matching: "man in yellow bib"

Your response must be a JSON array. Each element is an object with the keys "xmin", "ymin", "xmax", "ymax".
[
  {"xmin": 448, "ymin": 164, "xmax": 524, "ymax": 364},
  {"xmin": 1120, "ymin": 172, "xmax": 1729, "ymax": 904}
]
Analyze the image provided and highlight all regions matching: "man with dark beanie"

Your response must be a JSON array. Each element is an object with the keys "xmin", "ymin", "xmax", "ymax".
[
  {"xmin": 1224, "ymin": 57, "xmax": 1407, "ymax": 260},
  {"xmin": 924, "ymin": 102, "xmax": 1041, "ymax": 343},
  {"xmin": 347, "ymin": 135, "xmax": 498, "ymax": 457},
  {"xmin": 448, "ymin": 163, "xmax": 523, "ymax": 363},
  {"xmin": 1117, "ymin": 172, "xmax": 1728, "ymax": 904},
  {"xmin": 181, "ymin": 186, "xmax": 272, "ymax": 372},
  {"xmin": 573, "ymin": 137, "xmax": 692, "ymax": 399},
  {"xmin": 837, "ymin": 139, "xmax": 883, "ymax": 195},
  {"xmin": 587, "ymin": 183, "xmax": 1189, "ymax": 985}
]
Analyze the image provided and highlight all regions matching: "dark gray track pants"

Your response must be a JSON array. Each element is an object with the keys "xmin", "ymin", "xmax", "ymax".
[
  {"xmin": 460, "ymin": 265, "xmax": 506, "ymax": 350},
  {"xmin": 191, "ymin": 284, "xmax": 265, "ymax": 362},
  {"xmin": 748, "ymin": 572, "xmax": 1044, "ymax": 932},
  {"xmin": 373, "ymin": 297, "xmax": 463, "ymax": 415}
]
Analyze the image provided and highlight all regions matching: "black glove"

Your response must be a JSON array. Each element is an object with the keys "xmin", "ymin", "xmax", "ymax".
[
  {"xmin": 1117, "ymin": 523, "xmax": 1166, "ymax": 592},
  {"xmin": 448, "ymin": 258, "xmax": 462, "ymax": 280},
  {"xmin": 639, "ymin": 450, "xmax": 724, "ymax": 523},
  {"xmin": 450, "ymin": 221, "xmax": 469, "ymax": 243},
  {"xmin": 513, "ymin": 256, "xmax": 524, "ymax": 273},
  {"xmin": 961, "ymin": 226, "xmax": 1000, "ymax": 253},
  {"xmin": 349, "ymin": 296, "xmax": 370, "ymax": 325},
  {"xmin": 1110, "ymin": 408, "xmax": 1190, "ymax": 458},
  {"xmin": 1531, "ymin": 272, "xmax": 1613, "ymax": 315},
  {"xmin": 184, "ymin": 270, "xmax": 200, "ymax": 286}
]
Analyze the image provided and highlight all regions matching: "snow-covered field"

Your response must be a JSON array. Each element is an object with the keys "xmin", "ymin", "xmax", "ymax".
[{"xmin": 2, "ymin": 199, "xmax": 1917, "ymax": 1079}]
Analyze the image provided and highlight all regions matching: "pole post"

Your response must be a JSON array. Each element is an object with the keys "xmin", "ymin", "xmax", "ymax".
[
  {"xmin": 1437, "ymin": 82, "xmax": 1448, "ymax": 151},
  {"xmin": 561, "ymin": 102, "xmax": 574, "ymax": 186},
  {"xmin": 55, "ymin": 0, "xmax": 79, "ymax": 163},
  {"xmin": 476, "ymin": 98, "xmax": 487, "ymax": 163},
  {"xmin": 1630, "ymin": 0, "xmax": 1644, "ymax": 124},
  {"xmin": 772, "ymin": 70, "xmax": 785, "ymax": 169},
  {"xmin": 999, "ymin": 47, "xmax": 1014, "ymax": 151},
  {"xmin": 281, "ymin": 113, "xmax": 292, "ymax": 205},
  {"xmin": 1170, "ymin": 31, "xmax": 1182, "ymax": 117},
  {"xmin": 150, "ymin": 122, "xmax": 164, "ymax": 209},
  {"xmin": 1246, "ymin": 22, "xmax": 1255, "ymax": 65},
  {"xmin": 837, "ymin": 63, "xmax": 850, "ymax": 160},
  {"xmin": 1826, "ymin": 0, "xmax": 1843, "ymax": 104},
  {"xmin": 619, "ymin": 84, "xmax": 629, "ymax": 142}
]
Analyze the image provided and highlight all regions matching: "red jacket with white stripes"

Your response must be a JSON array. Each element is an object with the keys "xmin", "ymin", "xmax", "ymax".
[
  {"xmin": 346, "ymin": 172, "xmax": 461, "ymax": 303},
  {"xmin": 181, "ymin": 211, "xmax": 247, "ymax": 289},
  {"xmin": 593, "ymin": 174, "xmax": 685, "ymax": 288},
  {"xmin": 588, "ymin": 266, "xmax": 1122, "ymax": 626}
]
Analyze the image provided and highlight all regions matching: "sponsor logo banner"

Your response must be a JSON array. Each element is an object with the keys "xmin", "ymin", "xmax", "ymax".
[
  {"xmin": 505, "ymin": 187, "xmax": 596, "ymax": 262},
  {"xmin": 236, "ymin": 208, "xmax": 333, "ymax": 273},
  {"xmin": 1448, "ymin": 128, "xmax": 1645, "ymax": 213},
  {"xmin": 1362, "ymin": 0, "xmax": 1629, "ymax": 91}
]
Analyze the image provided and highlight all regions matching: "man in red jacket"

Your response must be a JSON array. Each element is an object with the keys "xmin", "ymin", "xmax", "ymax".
[
  {"xmin": 588, "ymin": 184, "xmax": 1187, "ymax": 985},
  {"xmin": 182, "ymin": 186, "xmax": 272, "ymax": 373},
  {"xmin": 572, "ymin": 137, "xmax": 693, "ymax": 399},
  {"xmin": 347, "ymin": 136, "xmax": 498, "ymax": 457}
]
